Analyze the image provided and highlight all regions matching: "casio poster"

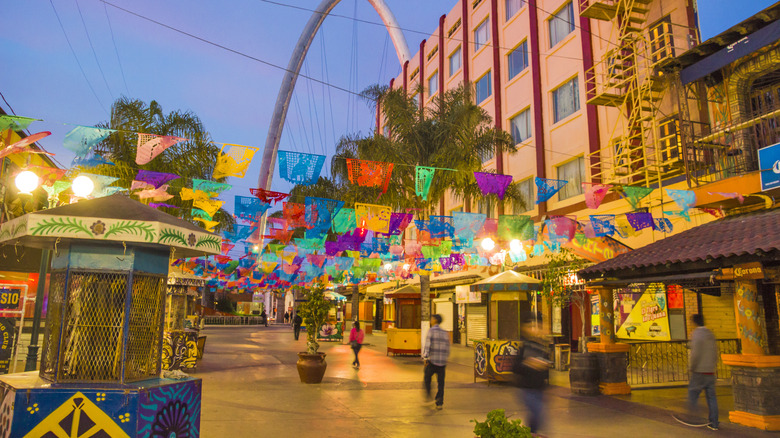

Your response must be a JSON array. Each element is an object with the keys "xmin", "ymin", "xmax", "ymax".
[{"xmin": 758, "ymin": 142, "xmax": 780, "ymax": 191}]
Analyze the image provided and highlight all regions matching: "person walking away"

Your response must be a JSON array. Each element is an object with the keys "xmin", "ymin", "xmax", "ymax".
[
  {"xmin": 688, "ymin": 313, "xmax": 719, "ymax": 430},
  {"xmin": 349, "ymin": 321, "xmax": 364, "ymax": 368},
  {"xmin": 422, "ymin": 314, "xmax": 450, "ymax": 410},
  {"xmin": 260, "ymin": 310, "xmax": 268, "ymax": 327},
  {"xmin": 514, "ymin": 311, "xmax": 551, "ymax": 435},
  {"xmin": 284, "ymin": 311, "xmax": 289, "ymax": 324},
  {"xmin": 293, "ymin": 312, "xmax": 303, "ymax": 341}
]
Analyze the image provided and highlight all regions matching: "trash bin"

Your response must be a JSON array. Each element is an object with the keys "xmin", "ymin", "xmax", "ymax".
[{"xmin": 554, "ymin": 344, "xmax": 571, "ymax": 371}]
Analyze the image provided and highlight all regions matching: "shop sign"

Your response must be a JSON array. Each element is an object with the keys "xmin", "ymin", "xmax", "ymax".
[
  {"xmin": 590, "ymin": 294, "xmax": 600, "ymax": 336},
  {"xmin": 758, "ymin": 141, "xmax": 780, "ymax": 190},
  {"xmin": 733, "ymin": 262, "xmax": 764, "ymax": 280},
  {"xmin": 615, "ymin": 283, "xmax": 671, "ymax": 341},
  {"xmin": 455, "ymin": 285, "xmax": 481, "ymax": 303},
  {"xmin": 552, "ymin": 305, "xmax": 562, "ymax": 335},
  {"xmin": 0, "ymin": 287, "xmax": 21, "ymax": 311},
  {"xmin": 566, "ymin": 235, "xmax": 632, "ymax": 263},
  {"xmin": 0, "ymin": 318, "xmax": 15, "ymax": 374}
]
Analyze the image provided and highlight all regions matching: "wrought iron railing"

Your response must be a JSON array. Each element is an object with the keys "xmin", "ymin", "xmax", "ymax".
[
  {"xmin": 626, "ymin": 339, "xmax": 740, "ymax": 386},
  {"xmin": 203, "ymin": 315, "xmax": 264, "ymax": 325}
]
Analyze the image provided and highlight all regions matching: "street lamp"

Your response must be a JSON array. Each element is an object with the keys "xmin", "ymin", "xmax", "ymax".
[
  {"xmin": 71, "ymin": 175, "xmax": 95, "ymax": 198},
  {"xmin": 15, "ymin": 170, "xmax": 39, "ymax": 194},
  {"xmin": 481, "ymin": 238, "xmax": 495, "ymax": 251}
]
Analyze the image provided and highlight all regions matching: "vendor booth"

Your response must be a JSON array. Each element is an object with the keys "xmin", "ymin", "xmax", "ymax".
[
  {"xmin": 164, "ymin": 270, "xmax": 206, "ymax": 371},
  {"xmin": 384, "ymin": 284, "xmax": 434, "ymax": 356},
  {"xmin": 0, "ymin": 194, "xmax": 221, "ymax": 436},
  {"xmin": 469, "ymin": 270, "xmax": 542, "ymax": 383}
]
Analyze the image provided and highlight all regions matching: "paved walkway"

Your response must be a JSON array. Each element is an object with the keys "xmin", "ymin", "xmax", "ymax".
[{"xmin": 195, "ymin": 325, "xmax": 771, "ymax": 437}]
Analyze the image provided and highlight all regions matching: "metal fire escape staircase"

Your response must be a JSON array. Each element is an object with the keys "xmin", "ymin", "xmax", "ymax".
[{"xmin": 581, "ymin": 0, "xmax": 672, "ymax": 187}]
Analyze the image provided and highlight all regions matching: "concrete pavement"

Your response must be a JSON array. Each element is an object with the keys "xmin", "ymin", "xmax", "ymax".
[{"xmin": 195, "ymin": 325, "xmax": 770, "ymax": 437}]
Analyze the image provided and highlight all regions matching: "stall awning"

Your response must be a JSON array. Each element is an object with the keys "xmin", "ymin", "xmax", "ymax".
[
  {"xmin": 470, "ymin": 270, "xmax": 542, "ymax": 292},
  {"xmin": 324, "ymin": 291, "xmax": 346, "ymax": 301},
  {"xmin": 580, "ymin": 208, "xmax": 780, "ymax": 280}
]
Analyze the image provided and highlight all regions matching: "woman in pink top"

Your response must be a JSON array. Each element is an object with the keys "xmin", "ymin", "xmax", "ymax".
[{"xmin": 349, "ymin": 321, "xmax": 364, "ymax": 369}]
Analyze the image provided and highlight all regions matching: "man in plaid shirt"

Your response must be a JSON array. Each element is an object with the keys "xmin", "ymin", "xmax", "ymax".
[{"xmin": 423, "ymin": 314, "xmax": 450, "ymax": 410}]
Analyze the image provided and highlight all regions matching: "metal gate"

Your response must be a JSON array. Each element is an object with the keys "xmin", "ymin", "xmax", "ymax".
[{"xmin": 466, "ymin": 304, "xmax": 487, "ymax": 346}]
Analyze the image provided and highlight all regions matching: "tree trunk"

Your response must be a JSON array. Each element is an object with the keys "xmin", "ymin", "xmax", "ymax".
[
  {"xmin": 352, "ymin": 284, "xmax": 360, "ymax": 324},
  {"xmin": 420, "ymin": 273, "xmax": 431, "ymax": 351}
]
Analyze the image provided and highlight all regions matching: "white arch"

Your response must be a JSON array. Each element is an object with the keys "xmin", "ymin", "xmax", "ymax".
[{"xmin": 255, "ymin": 0, "xmax": 411, "ymax": 193}]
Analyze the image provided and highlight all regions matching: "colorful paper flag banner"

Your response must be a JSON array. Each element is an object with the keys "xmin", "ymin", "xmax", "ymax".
[
  {"xmin": 193, "ymin": 179, "xmax": 232, "ymax": 196},
  {"xmin": 453, "ymin": 212, "xmax": 487, "ymax": 241},
  {"xmin": 223, "ymin": 224, "xmax": 257, "ymax": 242},
  {"xmin": 213, "ymin": 143, "xmax": 259, "ymax": 179},
  {"xmin": 283, "ymin": 202, "xmax": 307, "ymax": 228},
  {"xmin": 305, "ymin": 197, "xmax": 344, "ymax": 234},
  {"xmin": 384, "ymin": 212, "xmax": 413, "ymax": 236},
  {"xmin": 0, "ymin": 115, "xmax": 37, "ymax": 131},
  {"xmin": 415, "ymin": 166, "xmax": 436, "ymax": 200},
  {"xmin": 546, "ymin": 216, "xmax": 576, "ymax": 242},
  {"xmin": 136, "ymin": 170, "xmax": 180, "ymax": 188},
  {"xmin": 278, "ymin": 150, "xmax": 325, "ymax": 186},
  {"xmin": 193, "ymin": 198, "xmax": 224, "ymax": 219},
  {"xmin": 664, "ymin": 210, "xmax": 691, "ymax": 221},
  {"xmin": 475, "ymin": 172, "xmax": 513, "ymax": 199},
  {"xmin": 699, "ymin": 207, "xmax": 725, "ymax": 218},
  {"xmin": 346, "ymin": 159, "xmax": 394, "ymax": 194},
  {"xmin": 63, "ymin": 126, "xmax": 114, "ymax": 157},
  {"xmin": 583, "ymin": 182, "xmax": 612, "ymax": 209},
  {"xmin": 250, "ymin": 188, "xmax": 289, "ymax": 204},
  {"xmin": 622, "ymin": 186, "xmax": 654, "ymax": 210},
  {"xmin": 654, "ymin": 217, "xmax": 673, "ymax": 233},
  {"xmin": 0, "ymin": 131, "xmax": 53, "ymax": 160},
  {"xmin": 235, "ymin": 196, "xmax": 271, "ymax": 221},
  {"xmin": 535, "ymin": 177, "xmax": 568, "ymax": 204},
  {"xmin": 355, "ymin": 203, "xmax": 392, "ymax": 234},
  {"xmin": 42, "ymin": 181, "xmax": 71, "ymax": 208},
  {"xmin": 626, "ymin": 212, "xmax": 654, "ymax": 231},
  {"xmin": 28, "ymin": 165, "xmax": 67, "ymax": 186},
  {"xmin": 498, "ymin": 215, "xmax": 533, "ymax": 241},
  {"xmin": 135, "ymin": 133, "xmax": 186, "ymax": 165},
  {"xmin": 71, "ymin": 153, "xmax": 114, "ymax": 168},
  {"xmin": 80, "ymin": 173, "xmax": 119, "ymax": 198},
  {"xmin": 332, "ymin": 208, "xmax": 356, "ymax": 234},
  {"xmin": 135, "ymin": 185, "xmax": 173, "ymax": 202},
  {"xmin": 590, "ymin": 215, "xmax": 616, "ymax": 237},
  {"xmin": 428, "ymin": 216, "xmax": 455, "ymax": 239},
  {"xmin": 665, "ymin": 189, "xmax": 696, "ymax": 213},
  {"xmin": 179, "ymin": 188, "xmax": 212, "ymax": 202},
  {"xmin": 194, "ymin": 217, "xmax": 220, "ymax": 232},
  {"xmin": 707, "ymin": 191, "xmax": 744, "ymax": 204}
]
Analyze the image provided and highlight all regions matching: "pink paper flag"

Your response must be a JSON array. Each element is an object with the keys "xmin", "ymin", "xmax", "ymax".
[
  {"xmin": 135, "ymin": 133, "xmax": 187, "ymax": 165},
  {"xmin": 0, "ymin": 131, "xmax": 53, "ymax": 159},
  {"xmin": 583, "ymin": 183, "xmax": 612, "ymax": 209}
]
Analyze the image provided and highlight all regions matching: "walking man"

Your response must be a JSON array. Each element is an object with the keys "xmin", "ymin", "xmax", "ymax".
[
  {"xmin": 688, "ymin": 313, "xmax": 719, "ymax": 430},
  {"xmin": 514, "ymin": 312, "xmax": 551, "ymax": 434},
  {"xmin": 422, "ymin": 314, "xmax": 450, "ymax": 410},
  {"xmin": 293, "ymin": 312, "xmax": 303, "ymax": 341}
]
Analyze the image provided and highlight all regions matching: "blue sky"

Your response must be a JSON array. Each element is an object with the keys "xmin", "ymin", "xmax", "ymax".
[{"xmin": 0, "ymin": 0, "xmax": 775, "ymax": 213}]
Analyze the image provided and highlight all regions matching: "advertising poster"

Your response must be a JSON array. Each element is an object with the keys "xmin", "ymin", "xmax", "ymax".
[
  {"xmin": 590, "ymin": 294, "xmax": 600, "ymax": 336},
  {"xmin": 616, "ymin": 283, "xmax": 671, "ymax": 340},
  {"xmin": 0, "ymin": 317, "xmax": 16, "ymax": 374}
]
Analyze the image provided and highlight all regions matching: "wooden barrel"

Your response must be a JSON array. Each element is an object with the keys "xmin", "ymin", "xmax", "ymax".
[{"xmin": 569, "ymin": 352, "xmax": 600, "ymax": 395}]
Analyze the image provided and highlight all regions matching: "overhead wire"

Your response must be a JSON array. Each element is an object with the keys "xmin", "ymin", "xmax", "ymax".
[
  {"xmin": 74, "ymin": 0, "xmax": 115, "ymax": 100},
  {"xmin": 50, "ymin": 0, "xmax": 108, "ymax": 114},
  {"xmin": 102, "ymin": 0, "xmax": 130, "ymax": 95}
]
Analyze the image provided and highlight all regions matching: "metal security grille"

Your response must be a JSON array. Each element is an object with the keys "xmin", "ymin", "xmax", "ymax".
[
  {"xmin": 59, "ymin": 271, "xmax": 127, "ymax": 382},
  {"xmin": 124, "ymin": 274, "xmax": 165, "ymax": 381},
  {"xmin": 626, "ymin": 339, "xmax": 741, "ymax": 386},
  {"xmin": 40, "ymin": 271, "xmax": 67, "ymax": 380}
]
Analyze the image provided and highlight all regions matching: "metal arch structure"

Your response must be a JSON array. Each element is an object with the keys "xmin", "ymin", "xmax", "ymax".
[{"xmin": 256, "ymin": 0, "xmax": 411, "ymax": 193}]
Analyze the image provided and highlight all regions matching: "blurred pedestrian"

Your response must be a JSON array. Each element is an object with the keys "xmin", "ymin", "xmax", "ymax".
[
  {"xmin": 260, "ymin": 310, "xmax": 268, "ymax": 327},
  {"xmin": 293, "ymin": 312, "xmax": 303, "ymax": 340},
  {"xmin": 284, "ymin": 311, "xmax": 289, "ymax": 324},
  {"xmin": 349, "ymin": 321, "xmax": 364, "ymax": 368},
  {"xmin": 688, "ymin": 313, "xmax": 719, "ymax": 430},
  {"xmin": 514, "ymin": 311, "xmax": 551, "ymax": 434},
  {"xmin": 422, "ymin": 314, "xmax": 450, "ymax": 410}
]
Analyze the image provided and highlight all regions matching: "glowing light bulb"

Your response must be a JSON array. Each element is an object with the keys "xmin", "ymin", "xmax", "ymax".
[
  {"xmin": 71, "ymin": 175, "xmax": 95, "ymax": 198},
  {"xmin": 510, "ymin": 239, "xmax": 523, "ymax": 253},
  {"xmin": 481, "ymin": 238, "xmax": 495, "ymax": 251},
  {"xmin": 384, "ymin": 263, "xmax": 393, "ymax": 271},
  {"xmin": 14, "ymin": 171, "xmax": 39, "ymax": 194},
  {"xmin": 403, "ymin": 263, "xmax": 410, "ymax": 270}
]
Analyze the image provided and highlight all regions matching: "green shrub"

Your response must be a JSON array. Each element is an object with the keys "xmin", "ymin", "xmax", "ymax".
[
  {"xmin": 297, "ymin": 282, "xmax": 331, "ymax": 354},
  {"xmin": 472, "ymin": 409, "xmax": 532, "ymax": 438}
]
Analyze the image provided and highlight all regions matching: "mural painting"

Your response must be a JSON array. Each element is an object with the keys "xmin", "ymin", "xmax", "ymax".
[
  {"xmin": 138, "ymin": 379, "xmax": 202, "ymax": 438},
  {"xmin": 616, "ymin": 283, "xmax": 671, "ymax": 341},
  {"xmin": 162, "ymin": 331, "xmax": 199, "ymax": 371},
  {"xmin": 473, "ymin": 339, "xmax": 521, "ymax": 382},
  {"xmin": 317, "ymin": 322, "xmax": 343, "ymax": 342}
]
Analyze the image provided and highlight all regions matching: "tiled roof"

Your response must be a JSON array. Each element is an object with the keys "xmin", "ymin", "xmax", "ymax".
[{"xmin": 579, "ymin": 208, "xmax": 780, "ymax": 279}]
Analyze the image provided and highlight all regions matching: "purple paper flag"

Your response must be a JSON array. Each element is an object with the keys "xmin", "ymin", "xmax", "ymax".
[
  {"xmin": 136, "ymin": 170, "xmax": 180, "ymax": 188},
  {"xmin": 149, "ymin": 202, "xmax": 178, "ymax": 209},
  {"xmin": 626, "ymin": 212, "xmax": 654, "ymax": 231},
  {"xmin": 474, "ymin": 172, "xmax": 513, "ymax": 200}
]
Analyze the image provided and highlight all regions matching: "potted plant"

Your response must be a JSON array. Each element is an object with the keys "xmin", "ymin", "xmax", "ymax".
[
  {"xmin": 472, "ymin": 409, "xmax": 532, "ymax": 437},
  {"xmin": 541, "ymin": 247, "xmax": 599, "ymax": 395},
  {"xmin": 296, "ymin": 281, "xmax": 331, "ymax": 383}
]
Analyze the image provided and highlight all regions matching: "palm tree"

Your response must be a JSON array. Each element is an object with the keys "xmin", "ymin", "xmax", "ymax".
[
  {"xmin": 332, "ymin": 83, "xmax": 525, "ymax": 340},
  {"xmin": 84, "ymin": 97, "xmax": 233, "ymax": 231}
]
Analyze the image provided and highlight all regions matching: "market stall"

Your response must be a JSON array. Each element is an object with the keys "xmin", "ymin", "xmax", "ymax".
[
  {"xmin": 469, "ymin": 270, "xmax": 542, "ymax": 383},
  {"xmin": 384, "ymin": 284, "xmax": 435, "ymax": 356}
]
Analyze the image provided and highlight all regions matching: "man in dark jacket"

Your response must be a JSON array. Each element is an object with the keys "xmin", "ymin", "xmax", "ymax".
[
  {"xmin": 293, "ymin": 312, "xmax": 303, "ymax": 340},
  {"xmin": 514, "ymin": 311, "xmax": 551, "ymax": 434},
  {"xmin": 688, "ymin": 314, "xmax": 719, "ymax": 430}
]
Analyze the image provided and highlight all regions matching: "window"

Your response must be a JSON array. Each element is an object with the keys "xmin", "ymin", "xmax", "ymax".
[
  {"xmin": 476, "ymin": 71, "xmax": 492, "ymax": 104},
  {"xmin": 649, "ymin": 16, "xmax": 674, "ymax": 64},
  {"xmin": 412, "ymin": 93, "xmax": 420, "ymax": 108},
  {"xmin": 479, "ymin": 146, "xmax": 495, "ymax": 163},
  {"xmin": 507, "ymin": 40, "xmax": 529, "ymax": 80},
  {"xmin": 557, "ymin": 156, "xmax": 585, "ymax": 200},
  {"xmin": 382, "ymin": 124, "xmax": 390, "ymax": 137},
  {"xmin": 474, "ymin": 19, "xmax": 490, "ymax": 52},
  {"xmin": 506, "ymin": 0, "xmax": 524, "ymax": 20},
  {"xmin": 514, "ymin": 178, "xmax": 534, "ymax": 213},
  {"xmin": 449, "ymin": 47, "xmax": 462, "ymax": 77},
  {"xmin": 428, "ymin": 71, "xmax": 439, "ymax": 97},
  {"xmin": 552, "ymin": 77, "xmax": 580, "ymax": 122},
  {"xmin": 549, "ymin": 2, "xmax": 575, "ymax": 48},
  {"xmin": 658, "ymin": 116, "xmax": 681, "ymax": 163},
  {"xmin": 509, "ymin": 108, "xmax": 532, "ymax": 143}
]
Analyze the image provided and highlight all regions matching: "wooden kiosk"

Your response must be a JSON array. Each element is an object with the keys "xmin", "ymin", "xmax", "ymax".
[{"xmin": 384, "ymin": 284, "xmax": 434, "ymax": 356}]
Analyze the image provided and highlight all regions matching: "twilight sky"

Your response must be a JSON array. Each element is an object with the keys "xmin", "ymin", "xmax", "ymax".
[{"xmin": 0, "ymin": 0, "xmax": 775, "ymax": 204}]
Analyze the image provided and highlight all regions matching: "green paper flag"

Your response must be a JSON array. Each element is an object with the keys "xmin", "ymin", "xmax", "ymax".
[
  {"xmin": 498, "ymin": 215, "xmax": 532, "ymax": 241},
  {"xmin": 332, "ymin": 208, "xmax": 356, "ymax": 234},
  {"xmin": 0, "ymin": 115, "xmax": 37, "ymax": 132},
  {"xmin": 622, "ymin": 186, "xmax": 654, "ymax": 210},
  {"xmin": 416, "ymin": 166, "xmax": 436, "ymax": 200}
]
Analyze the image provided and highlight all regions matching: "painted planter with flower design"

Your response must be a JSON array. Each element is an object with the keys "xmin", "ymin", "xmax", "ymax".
[{"xmin": 297, "ymin": 352, "xmax": 328, "ymax": 384}]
